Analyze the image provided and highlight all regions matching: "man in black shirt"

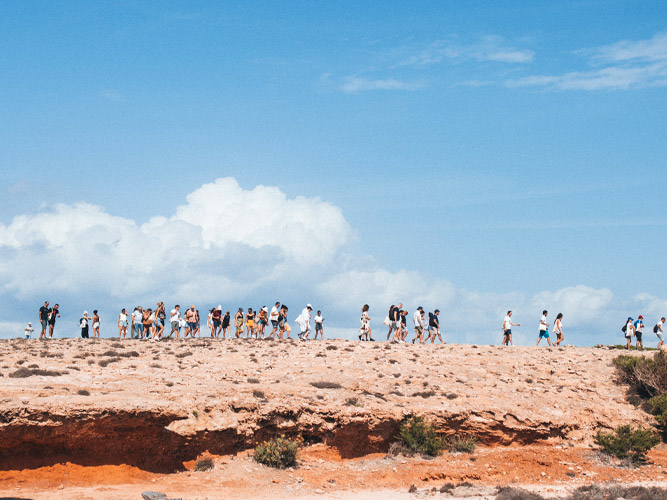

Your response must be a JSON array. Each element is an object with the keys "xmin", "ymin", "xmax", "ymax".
[
  {"xmin": 48, "ymin": 304, "xmax": 60, "ymax": 338},
  {"xmin": 39, "ymin": 301, "xmax": 50, "ymax": 340}
]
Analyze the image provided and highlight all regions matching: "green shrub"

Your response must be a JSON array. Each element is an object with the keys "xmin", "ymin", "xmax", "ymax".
[
  {"xmin": 398, "ymin": 416, "xmax": 445, "ymax": 457},
  {"xmin": 447, "ymin": 434, "xmax": 478, "ymax": 453},
  {"xmin": 613, "ymin": 351, "xmax": 667, "ymax": 398},
  {"xmin": 254, "ymin": 435, "xmax": 303, "ymax": 468},
  {"xmin": 594, "ymin": 425, "xmax": 660, "ymax": 463},
  {"xmin": 194, "ymin": 457, "xmax": 214, "ymax": 471},
  {"xmin": 496, "ymin": 486, "xmax": 546, "ymax": 500},
  {"xmin": 648, "ymin": 392, "xmax": 667, "ymax": 428}
]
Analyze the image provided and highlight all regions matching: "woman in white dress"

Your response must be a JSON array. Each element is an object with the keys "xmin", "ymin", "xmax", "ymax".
[{"xmin": 359, "ymin": 304, "xmax": 371, "ymax": 341}]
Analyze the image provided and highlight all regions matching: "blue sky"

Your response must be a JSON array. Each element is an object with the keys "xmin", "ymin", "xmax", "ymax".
[{"xmin": 1, "ymin": 1, "xmax": 666, "ymax": 345}]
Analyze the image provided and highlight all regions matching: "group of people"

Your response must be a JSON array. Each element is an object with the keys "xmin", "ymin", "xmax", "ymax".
[
  {"xmin": 36, "ymin": 301, "xmax": 60, "ymax": 339},
  {"xmin": 357, "ymin": 303, "xmax": 444, "ymax": 344},
  {"xmin": 623, "ymin": 315, "xmax": 665, "ymax": 350},
  {"xmin": 503, "ymin": 310, "xmax": 566, "ymax": 347},
  {"xmin": 111, "ymin": 302, "xmax": 324, "ymax": 342}
]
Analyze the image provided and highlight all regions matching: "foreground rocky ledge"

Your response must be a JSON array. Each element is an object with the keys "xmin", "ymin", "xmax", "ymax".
[{"xmin": 0, "ymin": 339, "xmax": 652, "ymax": 472}]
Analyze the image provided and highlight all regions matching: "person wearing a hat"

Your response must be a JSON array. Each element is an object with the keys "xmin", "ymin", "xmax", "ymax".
[
  {"xmin": 80, "ymin": 311, "xmax": 92, "ymax": 339},
  {"xmin": 184, "ymin": 305, "xmax": 197, "ymax": 338},
  {"xmin": 298, "ymin": 304, "xmax": 313, "ymax": 340},
  {"xmin": 634, "ymin": 315, "xmax": 645, "ymax": 351},
  {"xmin": 24, "ymin": 322, "xmax": 34, "ymax": 339},
  {"xmin": 624, "ymin": 317, "xmax": 635, "ymax": 350}
]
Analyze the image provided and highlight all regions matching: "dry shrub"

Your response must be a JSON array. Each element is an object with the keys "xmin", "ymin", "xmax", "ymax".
[
  {"xmin": 569, "ymin": 484, "xmax": 667, "ymax": 500},
  {"xmin": 614, "ymin": 351, "xmax": 667, "ymax": 398},
  {"xmin": 496, "ymin": 486, "xmax": 545, "ymax": 500},
  {"xmin": 9, "ymin": 367, "xmax": 65, "ymax": 378},
  {"xmin": 194, "ymin": 457, "xmax": 214, "ymax": 471},
  {"xmin": 247, "ymin": 377, "xmax": 260, "ymax": 384},
  {"xmin": 98, "ymin": 357, "xmax": 120, "ymax": 367},
  {"xmin": 77, "ymin": 389, "xmax": 90, "ymax": 396},
  {"xmin": 310, "ymin": 381, "xmax": 342, "ymax": 389},
  {"xmin": 254, "ymin": 435, "xmax": 303, "ymax": 469}
]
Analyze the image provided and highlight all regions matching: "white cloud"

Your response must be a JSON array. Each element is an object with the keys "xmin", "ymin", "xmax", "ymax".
[
  {"xmin": 0, "ymin": 178, "xmax": 351, "ymax": 301},
  {"xmin": 507, "ymin": 32, "xmax": 667, "ymax": 91},
  {"xmin": 340, "ymin": 76, "xmax": 425, "ymax": 93},
  {"xmin": 398, "ymin": 36, "xmax": 534, "ymax": 67},
  {"xmin": 529, "ymin": 285, "xmax": 614, "ymax": 326}
]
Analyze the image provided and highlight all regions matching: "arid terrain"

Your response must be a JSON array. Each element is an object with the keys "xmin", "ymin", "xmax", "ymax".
[{"xmin": 0, "ymin": 338, "xmax": 665, "ymax": 499}]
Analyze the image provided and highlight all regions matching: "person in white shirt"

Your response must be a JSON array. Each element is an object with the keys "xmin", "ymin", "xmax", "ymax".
[
  {"xmin": 655, "ymin": 317, "xmax": 665, "ymax": 349},
  {"xmin": 297, "ymin": 304, "xmax": 313, "ymax": 340},
  {"xmin": 24, "ymin": 322, "xmax": 34, "ymax": 339},
  {"xmin": 169, "ymin": 305, "xmax": 181, "ymax": 338},
  {"xmin": 536, "ymin": 310, "xmax": 551, "ymax": 346},
  {"xmin": 624, "ymin": 317, "xmax": 635, "ymax": 350},
  {"xmin": 269, "ymin": 302, "xmax": 281, "ymax": 339},
  {"xmin": 553, "ymin": 313, "xmax": 564, "ymax": 346},
  {"xmin": 412, "ymin": 307, "xmax": 424, "ymax": 344},
  {"xmin": 502, "ymin": 310, "xmax": 520, "ymax": 346},
  {"xmin": 313, "ymin": 310, "xmax": 324, "ymax": 340},
  {"xmin": 132, "ymin": 307, "xmax": 143, "ymax": 340}
]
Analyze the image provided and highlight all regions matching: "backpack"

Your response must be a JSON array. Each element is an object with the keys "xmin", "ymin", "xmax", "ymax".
[
  {"xmin": 622, "ymin": 323, "xmax": 627, "ymax": 333},
  {"xmin": 654, "ymin": 324, "xmax": 659, "ymax": 334}
]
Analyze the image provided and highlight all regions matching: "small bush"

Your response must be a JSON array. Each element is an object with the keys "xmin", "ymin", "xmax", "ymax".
[
  {"xmin": 345, "ymin": 397, "xmax": 360, "ymax": 407},
  {"xmin": 648, "ymin": 392, "xmax": 667, "ymax": 429},
  {"xmin": 98, "ymin": 357, "xmax": 120, "ymax": 367},
  {"xmin": 614, "ymin": 351, "xmax": 667, "ymax": 398},
  {"xmin": 325, "ymin": 345, "xmax": 338, "ymax": 350},
  {"xmin": 253, "ymin": 389, "xmax": 266, "ymax": 399},
  {"xmin": 398, "ymin": 416, "xmax": 445, "ymax": 457},
  {"xmin": 9, "ymin": 367, "xmax": 65, "ymax": 378},
  {"xmin": 247, "ymin": 377, "xmax": 260, "ymax": 384},
  {"xmin": 411, "ymin": 390, "xmax": 436, "ymax": 398},
  {"xmin": 77, "ymin": 389, "xmax": 90, "ymax": 396},
  {"xmin": 447, "ymin": 434, "xmax": 478, "ymax": 453},
  {"xmin": 569, "ymin": 484, "xmax": 667, "ymax": 500},
  {"xmin": 594, "ymin": 425, "xmax": 660, "ymax": 463},
  {"xmin": 194, "ymin": 457, "xmax": 214, "ymax": 471},
  {"xmin": 310, "ymin": 381, "xmax": 342, "ymax": 389},
  {"xmin": 445, "ymin": 393, "xmax": 458, "ymax": 400},
  {"xmin": 496, "ymin": 486, "xmax": 546, "ymax": 500},
  {"xmin": 176, "ymin": 351, "xmax": 193, "ymax": 358},
  {"xmin": 254, "ymin": 435, "xmax": 303, "ymax": 468}
]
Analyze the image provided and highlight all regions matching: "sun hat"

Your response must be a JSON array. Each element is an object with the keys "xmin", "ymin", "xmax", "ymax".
[{"xmin": 307, "ymin": 304, "xmax": 312, "ymax": 309}]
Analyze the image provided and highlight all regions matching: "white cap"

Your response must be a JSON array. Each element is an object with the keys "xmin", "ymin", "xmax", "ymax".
[
  {"xmin": 307, "ymin": 304, "xmax": 312, "ymax": 309},
  {"xmin": 28, "ymin": 322, "xmax": 32, "ymax": 326},
  {"xmin": 83, "ymin": 311, "xmax": 88, "ymax": 315},
  {"xmin": 217, "ymin": 305, "xmax": 222, "ymax": 310}
]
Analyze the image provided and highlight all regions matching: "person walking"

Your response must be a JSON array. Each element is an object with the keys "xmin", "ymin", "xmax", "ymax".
[
  {"xmin": 132, "ymin": 306, "xmax": 144, "ymax": 339},
  {"xmin": 412, "ymin": 307, "xmax": 425, "ymax": 343},
  {"xmin": 38, "ymin": 301, "xmax": 50, "ymax": 340},
  {"xmin": 48, "ymin": 304, "xmax": 60, "ymax": 338},
  {"xmin": 536, "ymin": 310, "xmax": 551, "ymax": 347},
  {"xmin": 297, "ymin": 304, "xmax": 313, "ymax": 340},
  {"xmin": 624, "ymin": 317, "xmax": 635, "ymax": 349},
  {"xmin": 169, "ymin": 305, "xmax": 181, "ymax": 338},
  {"xmin": 313, "ymin": 310, "xmax": 324, "ymax": 339},
  {"xmin": 634, "ymin": 315, "xmax": 645, "ymax": 351},
  {"xmin": 502, "ymin": 311, "xmax": 520, "ymax": 346},
  {"xmin": 234, "ymin": 308, "xmax": 244, "ymax": 338},
  {"xmin": 118, "ymin": 308, "xmax": 129, "ymax": 339},
  {"xmin": 553, "ymin": 313, "xmax": 564, "ymax": 346},
  {"xmin": 80, "ymin": 311, "xmax": 92, "ymax": 339},
  {"xmin": 655, "ymin": 317, "xmax": 665, "ymax": 349},
  {"xmin": 359, "ymin": 304, "xmax": 371, "ymax": 341},
  {"xmin": 278, "ymin": 305, "xmax": 291, "ymax": 339},
  {"xmin": 428, "ymin": 310, "xmax": 443, "ymax": 343}
]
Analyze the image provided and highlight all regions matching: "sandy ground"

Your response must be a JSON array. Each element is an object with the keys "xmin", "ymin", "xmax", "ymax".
[{"xmin": 0, "ymin": 338, "xmax": 664, "ymax": 499}]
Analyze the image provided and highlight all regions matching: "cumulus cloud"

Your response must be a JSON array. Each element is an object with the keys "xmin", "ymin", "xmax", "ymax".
[
  {"xmin": 0, "ymin": 178, "xmax": 351, "ymax": 301},
  {"xmin": 507, "ymin": 32, "xmax": 667, "ymax": 91},
  {"xmin": 529, "ymin": 285, "xmax": 614, "ymax": 325}
]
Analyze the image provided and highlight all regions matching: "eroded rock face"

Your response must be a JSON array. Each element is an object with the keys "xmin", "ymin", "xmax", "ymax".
[{"xmin": 0, "ymin": 340, "xmax": 649, "ymax": 471}]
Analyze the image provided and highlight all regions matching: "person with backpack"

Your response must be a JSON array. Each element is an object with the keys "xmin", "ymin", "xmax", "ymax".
[
  {"xmin": 623, "ymin": 317, "xmax": 634, "ymax": 350},
  {"xmin": 654, "ymin": 317, "xmax": 665, "ymax": 349},
  {"xmin": 634, "ymin": 315, "xmax": 645, "ymax": 351}
]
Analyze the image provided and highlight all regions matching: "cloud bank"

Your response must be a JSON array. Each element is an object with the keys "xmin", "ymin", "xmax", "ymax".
[{"xmin": 0, "ymin": 177, "xmax": 654, "ymax": 344}]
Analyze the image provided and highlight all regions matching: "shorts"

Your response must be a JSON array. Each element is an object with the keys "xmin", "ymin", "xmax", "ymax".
[
  {"xmin": 171, "ymin": 320, "xmax": 179, "ymax": 330},
  {"xmin": 316, "ymin": 323, "xmax": 323, "ymax": 332},
  {"xmin": 93, "ymin": 322, "xmax": 99, "ymax": 329},
  {"xmin": 389, "ymin": 321, "xmax": 398, "ymax": 332},
  {"xmin": 539, "ymin": 330, "xmax": 549, "ymax": 338},
  {"xmin": 213, "ymin": 319, "xmax": 221, "ymax": 328},
  {"xmin": 247, "ymin": 320, "xmax": 254, "ymax": 327},
  {"xmin": 41, "ymin": 319, "xmax": 48, "ymax": 330},
  {"xmin": 188, "ymin": 322, "xmax": 198, "ymax": 330},
  {"xmin": 657, "ymin": 332, "xmax": 664, "ymax": 341},
  {"xmin": 271, "ymin": 320, "xmax": 278, "ymax": 328},
  {"xmin": 636, "ymin": 332, "xmax": 643, "ymax": 342},
  {"xmin": 120, "ymin": 321, "xmax": 128, "ymax": 327},
  {"xmin": 504, "ymin": 329, "xmax": 511, "ymax": 336},
  {"xmin": 415, "ymin": 326, "xmax": 423, "ymax": 335}
]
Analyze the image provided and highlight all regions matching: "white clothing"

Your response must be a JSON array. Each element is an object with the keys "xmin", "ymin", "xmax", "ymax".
[
  {"xmin": 413, "ymin": 310, "xmax": 423, "ymax": 327},
  {"xmin": 539, "ymin": 315, "xmax": 548, "ymax": 332},
  {"xmin": 170, "ymin": 309, "xmax": 180, "ymax": 322},
  {"xmin": 300, "ymin": 307, "xmax": 312, "ymax": 332},
  {"xmin": 360, "ymin": 311, "xmax": 370, "ymax": 330},
  {"xmin": 314, "ymin": 314, "xmax": 323, "ymax": 324},
  {"xmin": 503, "ymin": 315, "xmax": 512, "ymax": 331},
  {"xmin": 132, "ymin": 310, "xmax": 143, "ymax": 324},
  {"xmin": 270, "ymin": 306, "xmax": 279, "ymax": 321},
  {"xmin": 553, "ymin": 319, "xmax": 562, "ymax": 334},
  {"xmin": 24, "ymin": 324, "xmax": 34, "ymax": 338}
]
